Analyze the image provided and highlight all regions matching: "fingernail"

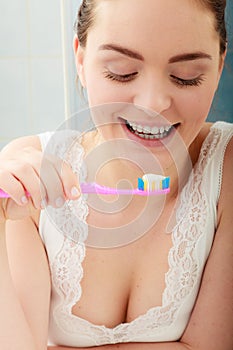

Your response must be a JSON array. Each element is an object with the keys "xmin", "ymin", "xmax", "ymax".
[
  {"xmin": 21, "ymin": 195, "xmax": 28, "ymax": 204},
  {"xmin": 71, "ymin": 186, "xmax": 80, "ymax": 198},
  {"xmin": 55, "ymin": 197, "xmax": 64, "ymax": 208}
]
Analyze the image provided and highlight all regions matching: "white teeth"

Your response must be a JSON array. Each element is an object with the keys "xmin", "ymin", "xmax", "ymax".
[
  {"xmin": 152, "ymin": 127, "xmax": 159, "ymax": 134},
  {"xmin": 144, "ymin": 126, "xmax": 151, "ymax": 134},
  {"xmin": 137, "ymin": 125, "xmax": 143, "ymax": 133},
  {"xmin": 127, "ymin": 120, "xmax": 172, "ymax": 138}
]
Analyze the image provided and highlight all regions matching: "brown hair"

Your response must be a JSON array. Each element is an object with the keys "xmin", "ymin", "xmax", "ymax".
[
  {"xmin": 197, "ymin": 0, "xmax": 228, "ymax": 54},
  {"xmin": 74, "ymin": 0, "xmax": 228, "ymax": 53},
  {"xmin": 74, "ymin": 0, "xmax": 98, "ymax": 48}
]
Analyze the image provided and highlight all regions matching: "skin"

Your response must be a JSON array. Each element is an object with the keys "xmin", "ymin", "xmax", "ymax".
[
  {"xmin": 0, "ymin": 0, "xmax": 232, "ymax": 349},
  {"xmin": 75, "ymin": 0, "xmax": 223, "ymax": 162},
  {"xmin": 73, "ymin": 0, "xmax": 225, "ymax": 197}
]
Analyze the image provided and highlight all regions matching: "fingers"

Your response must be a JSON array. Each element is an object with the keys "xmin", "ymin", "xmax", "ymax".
[
  {"xmin": 0, "ymin": 167, "xmax": 29, "ymax": 206},
  {"xmin": 40, "ymin": 155, "xmax": 80, "ymax": 208},
  {"xmin": 0, "ymin": 158, "xmax": 45, "ymax": 209},
  {"xmin": 14, "ymin": 162, "xmax": 47, "ymax": 209},
  {"xmin": 56, "ymin": 159, "xmax": 80, "ymax": 199},
  {"xmin": 22, "ymin": 148, "xmax": 80, "ymax": 206},
  {"xmin": 40, "ymin": 156, "xmax": 66, "ymax": 208},
  {"xmin": 0, "ymin": 150, "xmax": 80, "ymax": 216}
]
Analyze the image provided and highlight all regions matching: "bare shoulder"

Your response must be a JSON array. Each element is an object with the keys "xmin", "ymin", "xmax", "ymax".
[
  {"xmin": 181, "ymin": 127, "xmax": 233, "ymax": 350},
  {"xmin": 0, "ymin": 135, "xmax": 41, "ymax": 157},
  {"xmin": 189, "ymin": 122, "xmax": 213, "ymax": 164},
  {"xmin": 217, "ymin": 129, "xmax": 233, "ymax": 217}
]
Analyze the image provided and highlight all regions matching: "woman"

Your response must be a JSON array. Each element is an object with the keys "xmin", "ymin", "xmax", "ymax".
[{"xmin": 0, "ymin": 0, "xmax": 232, "ymax": 349}]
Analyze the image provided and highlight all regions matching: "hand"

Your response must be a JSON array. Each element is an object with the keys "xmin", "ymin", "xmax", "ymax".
[{"xmin": 0, "ymin": 146, "xmax": 80, "ymax": 223}]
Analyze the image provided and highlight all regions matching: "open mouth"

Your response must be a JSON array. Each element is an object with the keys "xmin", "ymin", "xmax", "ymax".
[{"xmin": 124, "ymin": 120, "xmax": 176, "ymax": 140}]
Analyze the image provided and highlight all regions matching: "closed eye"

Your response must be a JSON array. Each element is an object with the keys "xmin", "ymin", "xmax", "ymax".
[
  {"xmin": 103, "ymin": 70, "xmax": 138, "ymax": 83},
  {"xmin": 170, "ymin": 74, "xmax": 205, "ymax": 87}
]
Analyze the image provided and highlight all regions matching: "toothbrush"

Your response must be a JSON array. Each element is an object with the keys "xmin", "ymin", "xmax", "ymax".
[
  {"xmin": 0, "ymin": 174, "xmax": 170, "ymax": 198},
  {"xmin": 80, "ymin": 174, "xmax": 170, "ymax": 195}
]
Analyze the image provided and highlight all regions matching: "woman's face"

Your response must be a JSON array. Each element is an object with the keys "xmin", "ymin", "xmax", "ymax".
[{"xmin": 74, "ymin": 0, "xmax": 225, "ymax": 161}]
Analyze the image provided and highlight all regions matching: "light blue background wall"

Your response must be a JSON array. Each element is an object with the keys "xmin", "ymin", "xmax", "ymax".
[
  {"xmin": 208, "ymin": 1, "xmax": 233, "ymax": 122},
  {"xmin": 0, "ymin": 0, "xmax": 66, "ymax": 149},
  {"xmin": 0, "ymin": 0, "xmax": 232, "ymax": 151}
]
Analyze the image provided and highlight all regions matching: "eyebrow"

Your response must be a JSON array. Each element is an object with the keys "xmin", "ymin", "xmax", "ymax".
[
  {"xmin": 99, "ymin": 44, "xmax": 144, "ymax": 61},
  {"xmin": 168, "ymin": 52, "xmax": 212, "ymax": 63},
  {"xmin": 98, "ymin": 44, "xmax": 212, "ymax": 63}
]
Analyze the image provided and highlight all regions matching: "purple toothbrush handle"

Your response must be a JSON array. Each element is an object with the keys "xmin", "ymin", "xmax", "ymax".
[
  {"xmin": 80, "ymin": 183, "xmax": 170, "ymax": 196},
  {"xmin": 0, "ymin": 189, "xmax": 10, "ymax": 198},
  {"xmin": 0, "ymin": 183, "xmax": 170, "ymax": 198},
  {"xmin": 0, "ymin": 189, "xmax": 31, "ymax": 198}
]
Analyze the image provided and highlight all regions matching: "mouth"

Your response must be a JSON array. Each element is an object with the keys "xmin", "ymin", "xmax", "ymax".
[{"xmin": 124, "ymin": 119, "xmax": 177, "ymax": 140}]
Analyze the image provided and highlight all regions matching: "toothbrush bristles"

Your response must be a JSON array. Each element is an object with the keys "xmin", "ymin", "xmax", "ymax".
[{"xmin": 137, "ymin": 176, "xmax": 170, "ymax": 191}]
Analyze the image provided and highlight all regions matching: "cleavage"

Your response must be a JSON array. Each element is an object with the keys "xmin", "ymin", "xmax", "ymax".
[{"xmin": 71, "ymin": 225, "xmax": 172, "ymax": 328}]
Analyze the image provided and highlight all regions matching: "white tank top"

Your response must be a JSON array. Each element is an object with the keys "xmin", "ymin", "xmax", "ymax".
[{"xmin": 38, "ymin": 122, "xmax": 233, "ymax": 347}]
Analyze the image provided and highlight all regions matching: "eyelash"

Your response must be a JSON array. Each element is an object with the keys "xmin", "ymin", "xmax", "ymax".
[
  {"xmin": 170, "ymin": 74, "xmax": 205, "ymax": 87},
  {"xmin": 103, "ymin": 71, "xmax": 138, "ymax": 83},
  {"xmin": 103, "ymin": 70, "xmax": 205, "ymax": 87}
]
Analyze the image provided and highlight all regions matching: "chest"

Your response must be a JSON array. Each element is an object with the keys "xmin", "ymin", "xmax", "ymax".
[
  {"xmin": 71, "ymin": 212, "xmax": 173, "ymax": 328},
  {"xmin": 49, "ymin": 188, "xmax": 208, "ymax": 329}
]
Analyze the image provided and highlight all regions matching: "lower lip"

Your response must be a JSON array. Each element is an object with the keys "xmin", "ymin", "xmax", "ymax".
[{"xmin": 121, "ymin": 120, "xmax": 177, "ymax": 148}]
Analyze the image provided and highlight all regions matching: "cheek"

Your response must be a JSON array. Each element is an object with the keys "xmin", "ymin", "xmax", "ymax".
[
  {"xmin": 197, "ymin": 88, "xmax": 216, "ymax": 120},
  {"xmin": 89, "ymin": 86, "xmax": 131, "ymax": 106},
  {"xmin": 85, "ymin": 73, "xmax": 133, "ymax": 107},
  {"xmin": 178, "ymin": 85, "xmax": 216, "ymax": 124}
]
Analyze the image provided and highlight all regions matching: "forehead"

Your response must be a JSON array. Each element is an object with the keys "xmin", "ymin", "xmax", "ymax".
[{"xmin": 87, "ymin": 0, "xmax": 219, "ymax": 56}]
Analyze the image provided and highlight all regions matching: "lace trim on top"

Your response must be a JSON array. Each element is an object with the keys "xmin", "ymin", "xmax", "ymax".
[{"xmin": 46, "ymin": 126, "xmax": 225, "ymax": 345}]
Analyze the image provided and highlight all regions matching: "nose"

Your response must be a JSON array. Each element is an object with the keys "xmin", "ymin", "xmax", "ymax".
[{"xmin": 133, "ymin": 79, "xmax": 172, "ymax": 115}]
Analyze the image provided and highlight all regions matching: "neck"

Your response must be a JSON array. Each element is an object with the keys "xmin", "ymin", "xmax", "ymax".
[{"xmin": 84, "ymin": 129, "xmax": 194, "ymax": 198}]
